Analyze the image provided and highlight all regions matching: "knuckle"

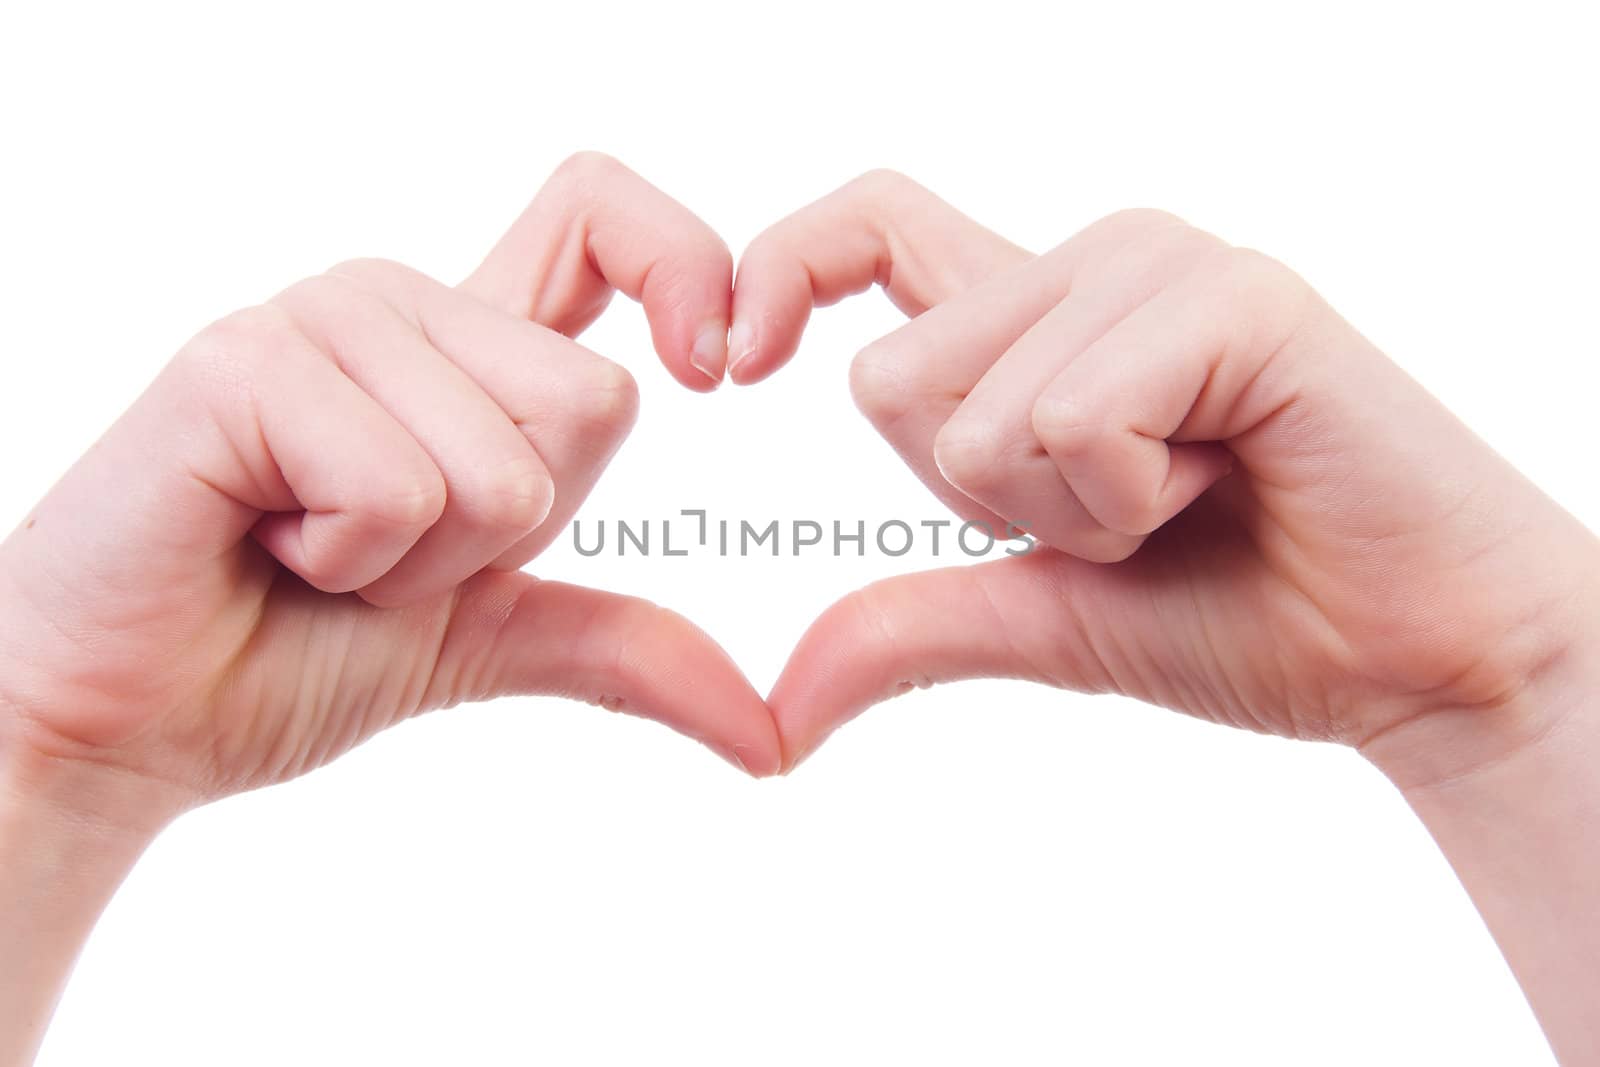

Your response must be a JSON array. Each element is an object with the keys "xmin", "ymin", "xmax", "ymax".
[
  {"xmin": 367, "ymin": 469, "xmax": 448, "ymax": 531},
  {"xmin": 275, "ymin": 270, "xmax": 368, "ymax": 316},
  {"xmin": 289, "ymin": 533, "xmax": 358, "ymax": 594},
  {"xmin": 1030, "ymin": 393, "xmax": 1103, "ymax": 460},
  {"xmin": 1095, "ymin": 207, "xmax": 1190, "ymax": 238},
  {"xmin": 325, "ymin": 255, "xmax": 397, "ymax": 278},
  {"xmin": 854, "ymin": 167, "xmax": 910, "ymax": 192},
  {"xmin": 1213, "ymin": 245, "xmax": 1317, "ymax": 335},
  {"xmin": 849, "ymin": 167, "xmax": 925, "ymax": 207},
  {"xmin": 574, "ymin": 359, "xmax": 641, "ymax": 431},
  {"xmin": 1095, "ymin": 216, "xmax": 1224, "ymax": 287},
  {"xmin": 848, "ymin": 340, "xmax": 913, "ymax": 424},
  {"xmin": 177, "ymin": 303, "xmax": 297, "ymax": 379},
  {"xmin": 530, "ymin": 152, "xmax": 630, "ymax": 244},
  {"xmin": 464, "ymin": 455, "xmax": 552, "ymax": 533},
  {"xmin": 932, "ymin": 417, "xmax": 1006, "ymax": 493},
  {"xmin": 671, "ymin": 227, "xmax": 734, "ymax": 278},
  {"xmin": 324, "ymin": 256, "xmax": 412, "ymax": 291},
  {"xmin": 322, "ymin": 257, "xmax": 427, "ymax": 322},
  {"xmin": 1219, "ymin": 246, "xmax": 1306, "ymax": 302},
  {"xmin": 272, "ymin": 271, "xmax": 405, "ymax": 343},
  {"xmin": 550, "ymin": 150, "xmax": 625, "ymax": 191},
  {"xmin": 1054, "ymin": 209, "xmax": 1210, "ymax": 284},
  {"xmin": 193, "ymin": 303, "xmax": 294, "ymax": 352}
]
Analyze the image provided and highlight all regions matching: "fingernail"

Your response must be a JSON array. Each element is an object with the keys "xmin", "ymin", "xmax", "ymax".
[
  {"xmin": 726, "ymin": 319, "xmax": 756, "ymax": 380},
  {"xmin": 689, "ymin": 323, "xmax": 726, "ymax": 385},
  {"xmin": 730, "ymin": 744, "xmax": 758, "ymax": 776}
]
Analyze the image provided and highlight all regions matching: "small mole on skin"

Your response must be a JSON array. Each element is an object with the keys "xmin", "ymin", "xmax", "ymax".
[
  {"xmin": 596, "ymin": 694, "xmax": 626, "ymax": 712},
  {"xmin": 25, "ymin": 518, "xmax": 36, "ymax": 530}
]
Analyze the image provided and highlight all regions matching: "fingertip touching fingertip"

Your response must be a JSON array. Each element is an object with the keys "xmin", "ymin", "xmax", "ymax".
[
  {"xmin": 688, "ymin": 321, "xmax": 727, "ymax": 386},
  {"xmin": 720, "ymin": 739, "xmax": 783, "ymax": 778},
  {"xmin": 725, "ymin": 319, "xmax": 757, "ymax": 382}
]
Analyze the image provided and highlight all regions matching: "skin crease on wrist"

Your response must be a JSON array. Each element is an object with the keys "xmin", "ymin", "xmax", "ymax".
[
  {"xmin": 2, "ymin": 160, "xmax": 1599, "ymax": 1064},
  {"xmin": 0, "ymin": 642, "xmax": 186, "ymax": 1067},
  {"xmin": 1369, "ymin": 624, "xmax": 1600, "ymax": 1067}
]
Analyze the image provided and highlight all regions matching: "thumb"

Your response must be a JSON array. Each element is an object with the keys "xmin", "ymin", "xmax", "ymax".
[
  {"xmin": 768, "ymin": 550, "xmax": 1136, "ymax": 770},
  {"xmin": 427, "ymin": 570, "xmax": 782, "ymax": 777}
]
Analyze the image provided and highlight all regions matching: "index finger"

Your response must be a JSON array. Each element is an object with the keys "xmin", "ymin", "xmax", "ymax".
[
  {"xmin": 462, "ymin": 152, "xmax": 734, "ymax": 391},
  {"xmin": 727, "ymin": 169, "xmax": 1032, "ymax": 385}
]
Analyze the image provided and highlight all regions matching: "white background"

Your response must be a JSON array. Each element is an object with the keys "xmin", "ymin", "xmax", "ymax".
[{"xmin": 4, "ymin": 2, "xmax": 1596, "ymax": 1064}]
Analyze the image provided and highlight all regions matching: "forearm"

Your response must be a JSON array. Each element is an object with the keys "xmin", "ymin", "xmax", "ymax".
[
  {"xmin": 1377, "ymin": 650, "xmax": 1600, "ymax": 1066},
  {"xmin": 0, "ymin": 742, "xmax": 175, "ymax": 1066}
]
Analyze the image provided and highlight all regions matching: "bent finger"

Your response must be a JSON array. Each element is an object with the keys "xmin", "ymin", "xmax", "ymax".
[
  {"xmin": 729, "ymin": 169, "xmax": 1031, "ymax": 384},
  {"xmin": 176, "ymin": 305, "xmax": 445, "ymax": 593},
  {"xmin": 461, "ymin": 152, "xmax": 734, "ymax": 390},
  {"xmin": 329, "ymin": 258, "xmax": 640, "ymax": 568},
  {"xmin": 848, "ymin": 210, "xmax": 1193, "ymax": 528},
  {"xmin": 272, "ymin": 274, "xmax": 556, "ymax": 606},
  {"xmin": 931, "ymin": 220, "xmax": 1223, "ymax": 558},
  {"xmin": 1033, "ymin": 246, "xmax": 1317, "ymax": 537}
]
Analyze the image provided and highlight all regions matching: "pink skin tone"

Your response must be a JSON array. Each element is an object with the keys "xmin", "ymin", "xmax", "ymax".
[
  {"xmin": 2, "ymin": 161, "xmax": 1597, "ymax": 1063},
  {"xmin": 0, "ymin": 154, "xmax": 777, "ymax": 1064},
  {"xmin": 736, "ymin": 173, "xmax": 1600, "ymax": 1063}
]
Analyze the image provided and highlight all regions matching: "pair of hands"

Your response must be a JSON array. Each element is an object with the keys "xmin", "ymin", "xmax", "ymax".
[{"xmin": 1, "ymin": 154, "xmax": 1595, "ymax": 831}]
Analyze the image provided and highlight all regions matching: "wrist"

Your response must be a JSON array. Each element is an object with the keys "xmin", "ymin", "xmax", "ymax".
[
  {"xmin": 0, "ymin": 748, "xmax": 168, "ymax": 932},
  {"xmin": 1, "ymin": 741, "xmax": 183, "ymax": 854},
  {"xmin": 1358, "ymin": 554, "xmax": 1600, "ymax": 796},
  {"xmin": 0, "ymin": 559, "xmax": 192, "ymax": 842},
  {"xmin": 0, "ymin": 666, "xmax": 191, "ymax": 845},
  {"xmin": 0, "ymin": 739, "xmax": 180, "ymax": 1066},
  {"xmin": 1359, "ymin": 593, "xmax": 1600, "ymax": 1064}
]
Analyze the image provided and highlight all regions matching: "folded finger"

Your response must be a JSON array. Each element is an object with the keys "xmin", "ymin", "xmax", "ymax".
[
  {"xmin": 179, "ymin": 306, "xmax": 445, "ymax": 593},
  {"xmin": 847, "ymin": 210, "xmax": 1194, "ymax": 530},
  {"xmin": 271, "ymin": 274, "xmax": 555, "ymax": 606},
  {"xmin": 932, "ymin": 220, "xmax": 1224, "ymax": 559},
  {"xmin": 329, "ymin": 258, "xmax": 640, "ymax": 568},
  {"xmin": 1032, "ymin": 247, "xmax": 1316, "ymax": 537},
  {"xmin": 461, "ymin": 152, "xmax": 734, "ymax": 390},
  {"xmin": 728, "ymin": 169, "xmax": 1031, "ymax": 384}
]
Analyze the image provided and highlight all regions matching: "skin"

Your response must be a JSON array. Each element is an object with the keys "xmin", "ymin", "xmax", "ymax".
[
  {"xmin": 0, "ymin": 154, "xmax": 780, "ymax": 1065},
  {"xmin": 734, "ymin": 172, "xmax": 1600, "ymax": 1063},
  {"xmin": 2, "ymin": 162, "xmax": 1597, "ymax": 1063}
]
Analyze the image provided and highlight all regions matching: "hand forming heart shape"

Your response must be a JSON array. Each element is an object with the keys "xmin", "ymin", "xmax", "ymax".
[
  {"xmin": 3, "ymin": 152, "xmax": 1591, "ymax": 821},
  {"xmin": 7, "ymin": 152, "xmax": 1600, "ymax": 1067}
]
